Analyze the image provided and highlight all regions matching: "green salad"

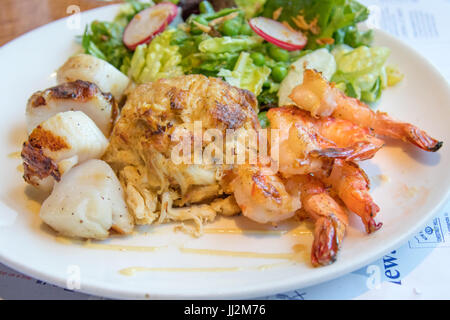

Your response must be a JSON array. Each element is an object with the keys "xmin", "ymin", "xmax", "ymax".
[{"xmin": 80, "ymin": 0, "xmax": 403, "ymax": 126}]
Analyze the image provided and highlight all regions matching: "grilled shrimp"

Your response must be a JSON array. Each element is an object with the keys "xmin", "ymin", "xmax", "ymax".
[
  {"xmin": 26, "ymin": 80, "xmax": 118, "ymax": 137},
  {"xmin": 273, "ymin": 107, "xmax": 384, "ymax": 160},
  {"xmin": 267, "ymin": 107, "xmax": 384, "ymax": 177},
  {"xmin": 289, "ymin": 69, "xmax": 443, "ymax": 152},
  {"xmin": 286, "ymin": 175, "xmax": 348, "ymax": 266},
  {"xmin": 311, "ymin": 111, "xmax": 385, "ymax": 161},
  {"xmin": 267, "ymin": 107, "xmax": 338, "ymax": 177},
  {"xmin": 57, "ymin": 54, "xmax": 130, "ymax": 101},
  {"xmin": 230, "ymin": 164, "xmax": 301, "ymax": 224},
  {"xmin": 40, "ymin": 159, "xmax": 134, "ymax": 239},
  {"xmin": 21, "ymin": 111, "xmax": 108, "ymax": 192},
  {"xmin": 321, "ymin": 159, "xmax": 382, "ymax": 234}
]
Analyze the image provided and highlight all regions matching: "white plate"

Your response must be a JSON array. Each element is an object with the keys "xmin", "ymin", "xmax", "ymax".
[{"xmin": 0, "ymin": 5, "xmax": 449, "ymax": 300}]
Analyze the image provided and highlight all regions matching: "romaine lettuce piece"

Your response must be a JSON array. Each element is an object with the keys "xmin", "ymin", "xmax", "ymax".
[
  {"xmin": 331, "ymin": 45, "xmax": 392, "ymax": 102},
  {"xmin": 386, "ymin": 65, "xmax": 404, "ymax": 87},
  {"xmin": 114, "ymin": 1, "xmax": 155, "ymax": 27},
  {"xmin": 81, "ymin": 21, "xmax": 131, "ymax": 72},
  {"xmin": 199, "ymin": 36, "xmax": 263, "ymax": 53},
  {"xmin": 235, "ymin": 0, "xmax": 267, "ymax": 18},
  {"xmin": 218, "ymin": 52, "xmax": 271, "ymax": 96},
  {"xmin": 334, "ymin": 26, "xmax": 373, "ymax": 48},
  {"xmin": 129, "ymin": 29, "xmax": 183, "ymax": 83},
  {"xmin": 333, "ymin": 46, "xmax": 390, "ymax": 78},
  {"xmin": 128, "ymin": 44, "xmax": 147, "ymax": 80}
]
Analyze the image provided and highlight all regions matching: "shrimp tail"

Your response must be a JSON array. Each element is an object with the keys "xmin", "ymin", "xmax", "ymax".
[
  {"xmin": 311, "ymin": 141, "xmax": 384, "ymax": 161},
  {"xmin": 293, "ymin": 175, "xmax": 348, "ymax": 266},
  {"xmin": 345, "ymin": 141, "xmax": 385, "ymax": 161},
  {"xmin": 368, "ymin": 218, "xmax": 383, "ymax": 234},
  {"xmin": 404, "ymin": 125, "xmax": 443, "ymax": 152},
  {"xmin": 310, "ymin": 147, "xmax": 359, "ymax": 160},
  {"xmin": 375, "ymin": 112, "xmax": 443, "ymax": 152},
  {"xmin": 311, "ymin": 216, "xmax": 340, "ymax": 267},
  {"xmin": 324, "ymin": 160, "xmax": 382, "ymax": 234},
  {"xmin": 361, "ymin": 201, "xmax": 382, "ymax": 233}
]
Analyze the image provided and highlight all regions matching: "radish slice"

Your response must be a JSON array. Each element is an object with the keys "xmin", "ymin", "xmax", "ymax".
[
  {"xmin": 123, "ymin": 3, "xmax": 178, "ymax": 51},
  {"xmin": 249, "ymin": 17, "xmax": 307, "ymax": 51}
]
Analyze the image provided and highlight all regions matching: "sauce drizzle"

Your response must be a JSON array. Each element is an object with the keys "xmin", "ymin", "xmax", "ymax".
[{"xmin": 119, "ymin": 262, "xmax": 295, "ymax": 276}]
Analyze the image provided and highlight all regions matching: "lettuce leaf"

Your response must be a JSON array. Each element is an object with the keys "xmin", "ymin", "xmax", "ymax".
[
  {"xmin": 218, "ymin": 52, "xmax": 271, "ymax": 96},
  {"xmin": 262, "ymin": 0, "xmax": 371, "ymax": 49},
  {"xmin": 114, "ymin": 0, "xmax": 155, "ymax": 27},
  {"xmin": 331, "ymin": 45, "xmax": 392, "ymax": 102},
  {"xmin": 81, "ymin": 21, "xmax": 131, "ymax": 73},
  {"xmin": 81, "ymin": 1, "xmax": 154, "ymax": 73},
  {"xmin": 129, "ymin": 29, "xmax": 183, "ymax": 84},
  {"xmin": 334, "ymin": 26, "xmax": 373, "ymax": 48},
  {"xmin": 386, "ymin": 65, "xmax": 404, "ymax": 87},
  {"xmin": 184, "ymin": 52, "xmax": 240, "ymax": 76},
  {"xmin": 198, "ymin": 36, "xmax": 263, "ymax": 53},
  {"xmin": 235, "ymin": 0, "xmax": 267, "ymax": 18}
]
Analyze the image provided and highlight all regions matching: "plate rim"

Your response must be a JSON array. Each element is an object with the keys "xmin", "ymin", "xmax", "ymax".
[{"xmin": 0, "ymin": 5, "xmax": 449, "ymax": 300}]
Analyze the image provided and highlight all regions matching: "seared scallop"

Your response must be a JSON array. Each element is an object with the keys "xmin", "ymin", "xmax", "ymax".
[
  {"xmin": 26, "ymin": 80, "xmax": 118, "ymax": 137},
  {"xmin": 40, "ymin": 159, "xmax": 134, "ymax": 239},
  {"xmin": 21, "ymin": 111, "xmax": 108, "ymax": 192},
  {"xmin": 57, "ymin": 54, "xmax": 130, "ymax": 101}
]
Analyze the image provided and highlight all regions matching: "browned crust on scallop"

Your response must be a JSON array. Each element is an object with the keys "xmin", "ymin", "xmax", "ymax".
[
  {"xmin": 21, "ymin": 126, "xmax": 69, "ymax": 185},
  {"xmin": 29, "ymin": 80, "xmax": 115, "ymax": 106},
  {"xmin": 21, "ymin": 142, "xmax": 61, "ymax": 185},
  {"xmin": 50, "ymin": 80, "xmax": 107, "ymax": 102},
  {"xmin": 28, "ymin": 80, "xmax": 118, "ymax": 136},
  {"xmin": 29, "ymin": 94, "xmax": 47, "ymax": 108},
  {"xmin": 28, "ymin": 126, "xmax": 69, "ymax": 152},
  {"xmin": 110, "ymin": 224, "xmax": 131, "ymax": 235}
]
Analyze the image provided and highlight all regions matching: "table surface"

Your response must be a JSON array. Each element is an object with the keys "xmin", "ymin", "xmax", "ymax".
[{"xmin": 0, "ymin": 0, "xmax": 122, "ymax": 47}]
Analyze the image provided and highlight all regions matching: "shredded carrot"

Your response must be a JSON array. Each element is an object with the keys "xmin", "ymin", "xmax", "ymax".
[
  {"xmin": 193, "ymin": 21, "xmax": 212, "ymax": 33},
  {"xmin": 178, "ymin": 23, "xmax": 191, "ymax": 32},
  {"xmin": 209, "ymin": 12, "xmax": 239, "ymax": 26},
  {"xmin": 316, "ymin": 38, "xmax": 335, "ymax": 45},
  {"xmin": 273, "ymin": 7, "xmax": 283, "ymax": 20},
  {"xmin": 292, "ymin": 15, "xmax": 310, "ymax": 30},
  {"xmin": 309, "ymin": 17, "xmax": 320, "ymax": 35},
  {"xmin": 282, "ymin": 21, "xmax": 296, "ymax": 33},
  {"xmin": 292, "ymin": 15, "xmax": 321, "ymax": 35}
]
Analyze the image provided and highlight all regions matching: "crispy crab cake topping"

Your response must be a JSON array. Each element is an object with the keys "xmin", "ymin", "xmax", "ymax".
[{"xmin": 103, "ymin": 75, "xmax": 259, "ymax": 231}]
